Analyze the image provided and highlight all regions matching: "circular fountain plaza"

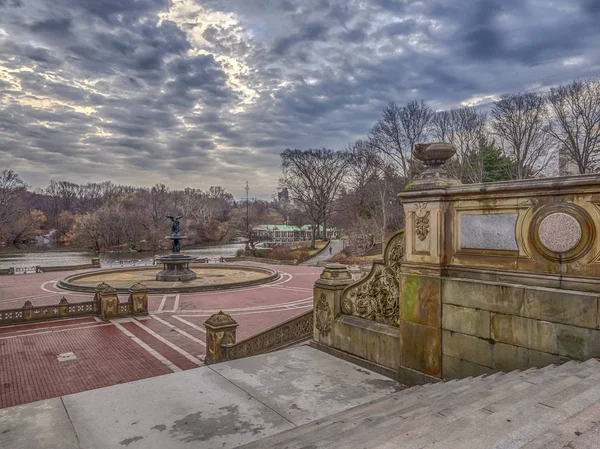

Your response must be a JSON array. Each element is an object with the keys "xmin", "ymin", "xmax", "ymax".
[{"xmin": 58, "ymin": 264, "xmax": 279, "ymax": 294}]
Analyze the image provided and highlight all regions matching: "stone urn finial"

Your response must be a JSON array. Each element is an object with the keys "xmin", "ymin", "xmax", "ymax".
[{"xmin": 410, "ymin": 142, "xmax": 461, "ymax": 189}]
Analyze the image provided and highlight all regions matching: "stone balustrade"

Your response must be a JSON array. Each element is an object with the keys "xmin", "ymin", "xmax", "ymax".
[
  {"xmin": 203, "ymin": 310, "xmax": 313, "ymax": 364},
  {"xmin": 0, "ymin": 281, "xmax": 148, "ymax": 326}
]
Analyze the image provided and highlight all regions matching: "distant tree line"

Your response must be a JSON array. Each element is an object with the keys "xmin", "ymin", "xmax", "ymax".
[
  {"xmin": 0, "ymin": 174, "xmax": 293, "ymax": 250},
  {"xmin": 281, "ymin": 78, "xmax": 600, "ymax": 255}
]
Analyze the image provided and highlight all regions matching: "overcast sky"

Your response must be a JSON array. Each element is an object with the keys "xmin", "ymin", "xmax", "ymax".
[{"xmin": 1, "ymin": 0, "xmax": 599, "ymax": 198}]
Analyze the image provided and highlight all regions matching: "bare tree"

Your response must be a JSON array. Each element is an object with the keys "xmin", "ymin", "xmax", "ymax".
[
  {"xmin": 280, "ymin": 148, "xmax": 349, "ymax": 249},
  {"xmin": 6, "ymin": 210, "xmax": 46, "ymax": 246},
  {"xmin": 347, "ymin": 140, "xmax": 404, "ymax": 253},
  {"xmin": 491, "ymin": 92, "xmax": 552, "ymax": 179},
  {"xmin": 547, "ymin": 78, "xmax": 600, "ymax": 174},
  {"xmin": 369, "ymin": 100, "xmax": 433, "ymax": 179},
  {"xmin": 432, "ymin": 107, "xmax": 488, "ymax": 183},
  {"xmin": 0, "ymin": 170, "xmax": 27, "ymax": 237}
]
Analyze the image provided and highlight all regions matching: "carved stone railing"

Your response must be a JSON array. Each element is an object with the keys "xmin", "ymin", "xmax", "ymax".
[
  {"xmin": 339, "ymin": 229, "xmax": 404, "ymax": 327},
  {"xmin": 0, "ymin": 281, "xmax": 149, "ymax": 326},
  {"xmin": 0, "ymin": 258, "xmax": 101, "ymax": 276},
  {"xmin": 203, "ymin": 310, "xmax": 313, "ymax": 364}
]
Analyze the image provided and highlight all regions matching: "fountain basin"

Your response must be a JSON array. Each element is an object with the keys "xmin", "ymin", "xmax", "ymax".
[
  {"xmin": 155, "ymin": 254, "xmax": 197, "ymax": 281},
  {"xmin": 58, "ymin": 264, "xmax": 280, "ymax": 294}
]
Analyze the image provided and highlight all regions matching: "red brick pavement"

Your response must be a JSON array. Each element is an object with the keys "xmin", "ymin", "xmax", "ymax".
[
  {"xmin": 0, "ymin": 322, "xmax": 171, "ymax": 409},
  {"xmin": 0, "ymin": 263, "xmax": 322, "ymax": 408}
]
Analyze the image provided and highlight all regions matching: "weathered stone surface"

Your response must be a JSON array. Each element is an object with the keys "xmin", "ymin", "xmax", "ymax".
[
  {"xmin": 442, "ymin": 304, "xmax": 490, "ymax": 338},
  {"xmin": 442, "ymin": 278, "xmax": 524, "ymax": 315},
  {"xmin": 400, "ymin": 321, "xmax": 441, "ymax": 377},
  {"xmin": 491, "ymin": 313, "xmax": 555, "ymax": 354},
  {"xmin": 331, "ymin": 315, "xmax": 400, "ymax": 371},
  {"xmin": 538, "ymin": 212, "xmax": 582, "ymax": 253},
  {"xmin": 0, "ymin": 398, "xmax": 80, "ymax": 449},
  {"xmin": 522, "ymin": 287, "xmax": 598, "ymax": 329},
  {"xmin": 441, "ymin": 330, "xmax": 492, "ymax": 368},
  {"xmin": 553, "ymin": 324, "xmax": 600, "ymax": 360},
  {"xmin": 460, "ymin": 213, "xmax": 518, "ymax": 251},
  {"xmin": 400, "ymin": 274, "xmax": 441, "ymax": 327},
  {"xmin": 442, "ymin": 354, "xmax": 495, "ymax": 380},
  {"xmin": 491, "ymin": 342, "xmax": 558, "ymax": 372},
  {"xmin": 398, "ymin": 365, "xmax": 441, "ymax": 386}
]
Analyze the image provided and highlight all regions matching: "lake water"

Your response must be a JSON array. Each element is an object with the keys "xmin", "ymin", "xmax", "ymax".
[{"xmin": 0, "ymin": 243, "xmax": 245, "ymax": 269}]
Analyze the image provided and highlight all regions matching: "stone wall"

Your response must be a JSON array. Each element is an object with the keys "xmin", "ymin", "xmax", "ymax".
[
  {"xmin": 394, "ymin": 173, "xmax": 600, "ymax": 384},
  {"xmin": 441, "ymin": 277, "xmax": 600, "ymax": 379},
  {"xmin": 393, "ymin": 173, "xmax": 600, "ymax": 383},
  {"xmin": 312, "ymin": 169, "xmax": 600, "ymax": 385}
]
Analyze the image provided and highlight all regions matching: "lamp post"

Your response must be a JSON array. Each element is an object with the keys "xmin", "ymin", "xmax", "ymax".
[{"xmin": 245, "ymin": 181, "xmax": 250, "ymax": 250}]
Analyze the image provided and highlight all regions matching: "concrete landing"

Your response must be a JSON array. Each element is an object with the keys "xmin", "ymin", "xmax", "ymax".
[{"xmin": 0, "ymin": 346, "xmax": 399, "ymax": 449}]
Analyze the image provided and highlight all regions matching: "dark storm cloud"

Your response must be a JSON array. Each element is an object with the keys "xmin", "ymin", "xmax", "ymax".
[{"xmin": 0, "ymin": 0, "xmax": 598, "ymax": 196}]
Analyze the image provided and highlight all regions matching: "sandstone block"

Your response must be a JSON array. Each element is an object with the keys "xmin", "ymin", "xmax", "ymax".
[
  {"xmin": 441, "ymin": 330, "xmax": 492, "ymax": 368},
  {"xmin": 400, "ymin": 321, "xmax": 441, "ymax": 377},
  {"xmin": 442, "ymin": 304, "xmax": 490, "ymax": 338}
]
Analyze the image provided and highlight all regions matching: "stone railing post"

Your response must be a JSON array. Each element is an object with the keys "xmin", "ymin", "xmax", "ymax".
[
  {"xmin": 313, "ymin": 263, "xmax": 353, "ymax": 346},
  {"xmin": 96, "ymin": 283, "xmax": 119, "ymax": 320},
  {"xmin": 22, "ymin": 300, "xmax": 34, "ymax": 321},
  {"xmin": 128, "ymin": 282, "xmax": 149, "ymax": 315},
  {"xmin": 204, "ymin": 311, "xmax": 238, "ymax": 364},
  {"xmin": 58, "ymin": 297, "xmax": 69, "ymax": 318}
]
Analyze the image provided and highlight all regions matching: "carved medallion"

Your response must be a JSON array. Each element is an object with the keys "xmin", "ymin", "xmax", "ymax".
[
  {"xmin": 414, "ymin": 202, "xmax": 430, "ymax": 241},
  {"xmin": 538, "ymin": 213, "xmax": 582, "ymax": 253},
  {"xmin": 315, "ymin": 293, "xmax": 332, "ymax": 337}
]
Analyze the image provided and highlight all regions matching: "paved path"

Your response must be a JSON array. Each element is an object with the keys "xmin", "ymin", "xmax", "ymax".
[
  {"xmin": 0, "ymin": 264, "xmax": 322, "ymax": 408},
  {"xmin": 301, "ymin": 240, "xmax": 344, "ymax": 265},
  {"xmin": 0, "ymin": 346, "xmax": 400, "ymax": 449}
]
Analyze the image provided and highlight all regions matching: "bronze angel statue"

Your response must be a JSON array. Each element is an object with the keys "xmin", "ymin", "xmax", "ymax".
[{"xmin": 166, "ymin": 215, "xmax": 182, "ymax": 235}]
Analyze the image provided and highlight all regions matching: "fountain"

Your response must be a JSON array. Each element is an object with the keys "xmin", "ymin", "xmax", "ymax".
[
  {"xmin": 58, "ymin": 214, "xmax": 281, "ymax": 294},
  {"xmin": 155, "ymin": 215, "xmax": 197, "ymax": 281}
]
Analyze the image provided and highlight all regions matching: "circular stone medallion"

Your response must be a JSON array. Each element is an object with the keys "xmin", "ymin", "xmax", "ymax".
[{"xmin": 538, "ymin": 212, "xmax": 582, "ymax": 253}]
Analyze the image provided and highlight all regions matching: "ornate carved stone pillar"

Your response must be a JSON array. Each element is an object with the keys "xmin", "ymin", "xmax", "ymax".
[
  {"xmin": 98, "ymin": 284, "xmax": 119, "ymax": 320},
  {"xmin": 313, "ymin": 263, "xmax": 353, "ymax": 346},
  {"xmin": 204, "ymin": 311, "xmax": 238, "ymax": 364},
  {"xmin": 397, "ymin": 142, "xmax": 459, "ymax": 384},
  {"xmin": 58, "ymin": 297, "xmax": 69, "ymax": 318},
  {"xmin": 128, "ymin": 282, "xmax": 149, "ymax": 315}
]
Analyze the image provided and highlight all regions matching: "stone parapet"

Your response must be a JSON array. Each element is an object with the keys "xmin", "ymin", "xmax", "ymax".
[{"xmin": 0, "ymin": 282, "xmax": 148, "ymax": 326}]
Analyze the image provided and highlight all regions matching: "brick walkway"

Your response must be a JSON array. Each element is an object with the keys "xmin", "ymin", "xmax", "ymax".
[{"xmin": 0, "ymin": 264, "xmax": 321, "ymax": 408}]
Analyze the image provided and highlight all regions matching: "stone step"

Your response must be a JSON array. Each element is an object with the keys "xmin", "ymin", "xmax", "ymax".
[
  {"xmin": 247, "ymin": 369, "xmax": 549, "ymax": 449},
  {"xmin": 239, "ymin": 360, "xmax": 600, "ymax": 449},
  {"xmin": 347, "ymin": 364, "xmax": 588, "ymax": 449},
  {"xmin": 287, "ymin": 369, "xmax": 541, "ymax": 449},
  {"xmin": 427, "ymin": 370, "xmax": 600, "ymax": 449},
  {"xmin": 519, "ymin": 401, "xmax": 600, "ymax": 449}
]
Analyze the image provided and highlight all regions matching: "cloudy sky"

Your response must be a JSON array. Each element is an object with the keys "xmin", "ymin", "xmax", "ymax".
[{"xmin": 0, "ymin": 0, "xmax": 599, "ymax": 198}]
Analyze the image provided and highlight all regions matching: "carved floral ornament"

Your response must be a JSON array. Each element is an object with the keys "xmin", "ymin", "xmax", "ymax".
[
  {"xmin": 315, "ymin": 293, "xmax": 332, "ymax": 337},
  {"xmin": 340, "ymin": 229, "xmax": 404, "ymax": 327},
  {"xmin": 414, "ymin": 202, "xmax": 430, "ymax": 241},
  {"xmin": 342, "ymin": 266, "xmax": 400, "ymax": 327},
  {"xmin": 384, "ymin": 230, "xmax": 405, "ymax": 273}
]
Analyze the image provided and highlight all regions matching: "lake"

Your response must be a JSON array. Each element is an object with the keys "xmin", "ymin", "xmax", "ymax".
[{"xmin": 0, "ymin": 243, "xmax": 245, "ymax": 269}]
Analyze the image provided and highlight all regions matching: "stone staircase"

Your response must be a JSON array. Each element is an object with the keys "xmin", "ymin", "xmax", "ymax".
[{"xmin": 239, "ymin": 358, "xmax": 600, "ymax": 449}]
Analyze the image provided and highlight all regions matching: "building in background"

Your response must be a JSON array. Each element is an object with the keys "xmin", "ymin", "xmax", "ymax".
[{"xmin": 252, "ymin": 224, "xmax": 337, "ymax": 243}]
